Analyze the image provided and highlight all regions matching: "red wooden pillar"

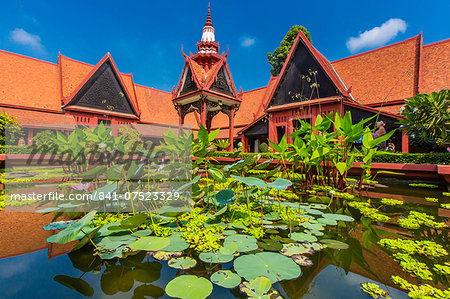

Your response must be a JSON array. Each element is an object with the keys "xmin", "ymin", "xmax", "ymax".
[
  {"xmin": 240, "ymin": 135, "xmax": 247, "ymax": 153},
  {"xmin": 27, "ymin": 129, "xmax": 33, "ymax": 145},
  {"xmin": 402, "ymin": 130, "xmax": 409, "ymax": 153},
  {"xmin": 229, "ymin": 106, "xmax": 235, "ymax": 151},
  {"xmin": 200, "ymin": 98, "xmax": 207, "ymax": 128},
  {"xmin": 268, "ymin": 114, "xmax": 276, "ymax": 145}
]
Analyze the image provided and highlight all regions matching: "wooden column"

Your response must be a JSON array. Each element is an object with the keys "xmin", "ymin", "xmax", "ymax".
[
  {"xmin": 268, "ymin": 114, "xmax": 276, "ymax": 145},
  {"xmin": 27, "ymin": 129, "xmax": 33, "ymax": 145},
  {"xmin": 229, "ymin": 105, "xmax": 235, "ymax": 151},
  {"xmin": 402, "ymin": 130, "xmax": 409, "ymax": 153},
  {"xmin": 240, "ymin": 135, "xmax": 247, "ymax": 153},
  {"xmin": 200, "ymin": 97, "xmax": 207, "ymax": 128}
]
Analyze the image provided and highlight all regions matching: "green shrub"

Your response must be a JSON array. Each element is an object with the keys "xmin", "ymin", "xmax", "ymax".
[
  {"xmin": 32, "ymin": 130, "xmax": 56, "ymax": 146},
  {"xmin": 211, "ymin": 151, "xmax": 449, "ymax": 165},
  {"xmin": 358, "ymin": 152, "xmax": 450, "ymax": 165},
  {"xmin": 259, "ymin": 142, "xmax": 269, "ymax": 153}
]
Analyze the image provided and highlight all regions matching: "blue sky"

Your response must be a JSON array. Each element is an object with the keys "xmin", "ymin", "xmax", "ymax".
[{"xmin": 1, "ymin": 0, "xmax": 449, "ymax": 92}]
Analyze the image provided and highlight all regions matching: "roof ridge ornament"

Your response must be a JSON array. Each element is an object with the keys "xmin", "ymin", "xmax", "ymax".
[{"xmin": 198, "ymin": 3, "xmax": 219, "ymax": 54}]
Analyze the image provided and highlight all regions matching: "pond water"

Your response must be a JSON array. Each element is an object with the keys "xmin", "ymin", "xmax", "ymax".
[{"xmin": 0, "ymin": 178, "xmax": 448, "ymax": 299}]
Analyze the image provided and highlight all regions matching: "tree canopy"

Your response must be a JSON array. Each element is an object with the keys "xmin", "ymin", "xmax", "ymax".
[
  {"xmin": 399, "ymin": 89, "xmax": 450, "ymax": 149},
  {"xmin": 267, "ymin": 25, "xmax": 312, "ymax": 77}
]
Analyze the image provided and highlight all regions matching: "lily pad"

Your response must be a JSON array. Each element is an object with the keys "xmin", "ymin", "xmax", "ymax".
[
  {"xmin": 239, "ymin": 276, "xmax": 275, "ymax": 298},
  {"xmin": 234, "ymin": 252, "xmax": 301, "ymax": 283},
  {"xmin": 317, "ymin": 217, "xmax": 338, "ymax": 226},
  {"xmin": 152, "ymin": 251, "xmax": 183, "ymax": 261},
  {"xmin": 292, "ymin": 254, "xmax": 313, "ymax": 267},
  {"xmin": 320, "ymin": 239, "xmax": 349, "ymax": 250},
  {"xmin": 321, "ymin": 213, "xmax": 355, "ymax": 222},
  {"xmin": 301, "ymin": 222, "xmax": 324, "ymax": 231},
  {"xmin": 95, "ymin": 233, "xmax": 137, "ymax": 251},
  {"xmin": 223, "ymin": 230, "xmax": 237, "ymax": 236},
  {"xmin": 210, "ymin": 270, "xmax": 241, "ymax": 288},
  {"xmin": 280, "ymin": 243, "xmax": 312, "ymax": 256},
  {"xmin": 224, "ymin": 234, "xmax": 258, "ymax": 252},
  {"xmin": 289, "ymin": 232, "xmax": 317, "ymax": 243},
  {"xmin": 128, "ymin": 236, "xmax": 170, "ymax": 251},
  {"xmin": 163, "ymin": 236, "xmax": 190, "ymax": 252},
  {"xmin": 306, "ymin": 229, "xmax": 324, "ymax": 236},
  {"xmin": 168, "ymin": 257, "xmax": 197, "ymax": 270},
  {"xmin": 165, "ymin": 275, "xmax": 213, "ymax": 299},
  {"xmin": 199, "ymin": 251, "xmax": 234, "ymax": 264},
  {"xmin": 308, "ymin": 203, "xmax": 327, "ymax": 210}
]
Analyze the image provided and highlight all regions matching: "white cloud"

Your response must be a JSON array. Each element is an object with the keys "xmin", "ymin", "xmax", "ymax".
[
  {"xmin": 241, "ymin": 36, "xmax": 256, "ymax": 47},
  {"xmin": 346, "ymin": 18, "xmax": 407, "ymax": 53},
  {"xmin": 10, "ymin": 28, "xmax": 45, "ymax": 54}
]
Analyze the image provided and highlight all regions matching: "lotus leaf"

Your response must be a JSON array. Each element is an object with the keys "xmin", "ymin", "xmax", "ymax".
[
  {"xmin": 292, "ymin": 254, "xmax": 313, "ymax": 267},
  {"xmin": 301, "ymin": 222, "xmax": 324, "ymax": 231},
  {"xmin": 230, "ymin": 175, "xmax": 267, "ymax": 189},
  {"xmin": 224, "ymin": 234, "xmax": 258, "ymax": 252},
  {"xmin": 320, "ymin": 239, "xmax": 349, "ymax": 250},
  {"xmin": 152, "ymin": 251, "xmax": 183, "ymax": 261},
  {"xmin": 317, "ymin": 217, "xmax": 338, "ymax": 226},
  {"xmin": 267, "ymin": 178, "xmax": 293, "ymax": 190},
  {"xmin": 53, "ymin": 210, "xmax": 97, "ymax": 244},
  {"xmin": 128, "ymin": 236, "xmax": 170, "ymax": 251},
  {"xmin": 234, "ymin": 252, "xmax": 301, "ymax": 283},
  {"xmin": 289, "ymin": 232, "xmax": 317, "ymax": 243},
  {"xmin": 239, "ymin": 276, "xmax": 273, "ymax": 298},
  {"xmin": 95, "ymin": 234, "xmax": 138, "ymax": 251},
  {"xmin": 280, "ymin": 243, "xmax": 312, "ymax": 256},
  {"xmin": 198, "ymin": 251, "xmax": 234, "ymax": 263},
  {"xmin": 321, "ymin": 213, "xmax": 354, "ymax": 222},
  {"xmin": 165, "ymin": 275, "xmax": 213, "ymax": 299},
  {"xmin": 43, "ymin": 220, "xmax": 74, "ymax": 231},
  {"xmin": 168, "ymin": 257, "xmax": 197, "ymax": 270},
  {"xmin": 210, "ymin": 270, "xmax": 241, "ymax": 288}
]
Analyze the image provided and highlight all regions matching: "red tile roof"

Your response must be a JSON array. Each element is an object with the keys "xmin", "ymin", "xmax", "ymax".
[
  {"xmin": 332, "ymin": 35, "xmax": 421, "ymax": 105},
  {"xmin": 134, "ymin": 85, "xmax": 179, "ymax": 124},
  {"xmin": 420, "ymin": 39, "xmax": 450, "ymax": 94},
  {"xmin": 0, "ymin": 50, "xmax": 60, "ymax": 110},
  {"xmin": 0, "ymin": 107, "xmax": 75, "ymax": 125}
]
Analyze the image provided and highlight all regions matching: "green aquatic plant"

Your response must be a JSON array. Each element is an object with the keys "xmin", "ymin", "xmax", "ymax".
[
  {"xmin": 398, "ymin": 211, "xmax": 447, "ymax": 230},
  {"xmin": 409, "ymin": 183, "xmax": 439, "ymax": 189},
  {"xmin": 434, "ymin": 263, "xmax": 450, "ymax": 278},
  {"xmin": 167, "ymin": 257, "xmax": 197, "ymax": 270},
  {"xmin": 425, "ymin": 197, "xmax": 439, "ymax": 203},
  {"xmin": 392, "ymin": 275, "xmax": 450, "ymax": 299},
  {"xmin": 443, "ymin": 192, "xmax": 450, "ymax": 197},
  {"xmin": 165, "ymin": 275, "xmax": 213, "ymax": 299},
  {"xmin": 392, "ymin": 253, "xmax": 433, "ymax": 281},
  {"xmin": 210, "ymin": 270, "xmax": 241, "ymax": 289},
  {"xmin": 239, "ymin": 276, "xmax": 282, "ymax": 298},
  {"xmin": 347, "ymin": 201, "xmax": 390, "ymax": 222},
  {"xmin": 234, "ymin": 252, "xmax": 301, "ymax": 283},
  {"xmin": 380, "ymin": 198, "xmax": 404, "ymax": 206},
  {"xmin": 441, "ymin": 203, "xmax": 450, "ymax": 209},
  {"xmin": 360, "ymin": 282, "xmax": 390, "ymax": 299},
  {"xmin": 379, "ymin": 238, "xmax": 448, "ymax": 258}
]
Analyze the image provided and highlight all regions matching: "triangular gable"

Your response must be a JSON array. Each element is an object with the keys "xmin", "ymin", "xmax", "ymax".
[
  {"xmin": 267, "ymin": 30, "xmax": 350, "ymax": 108},
  {"xmin": 209, "ymin": 65, "xmax": 235, "ymax": 96},
  {"xmin": 179, "ymin": 64, "xmax": 200, "ymax": 95},
  {"xmin": 63, "ymin": 54, "xmax": 138, "ymax": 116}
]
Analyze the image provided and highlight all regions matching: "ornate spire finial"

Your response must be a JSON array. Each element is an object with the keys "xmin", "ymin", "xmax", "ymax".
[
  {"xmin": 205, "ymin": 2, "xmax": 213, "ymax": 27},
  {"xmin": 198, "ymin": 3, "xmax": 218, "ymax": 53}
]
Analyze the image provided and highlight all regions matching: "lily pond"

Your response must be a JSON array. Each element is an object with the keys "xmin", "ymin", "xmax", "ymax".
[
  {"xmin": 1, "ymin": 177, "xmax": 449, "ymax": 299},
  {"xmin": 1, "ymin": 116, "xmax": 450, "ymax": 299}
]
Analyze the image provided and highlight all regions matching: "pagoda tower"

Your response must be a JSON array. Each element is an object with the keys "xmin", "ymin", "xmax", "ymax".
[{"xmin": 172, "ymin": 3, "xmax": 242, "ymax": 149}]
